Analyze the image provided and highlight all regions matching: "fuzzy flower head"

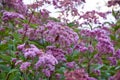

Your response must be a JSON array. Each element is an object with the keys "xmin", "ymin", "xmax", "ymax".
[
  {"xmin": 46, "ymin": 46, "xmax": 66, "ymax": 62},
  {"xmin": 18, "ymin": 26, "xmax": 41, "ymax": 40},
  {"xmin": 35, "ymin": 54, "xmax": 58, "ymax": 77},
  {"xmin": 64, "ymin": 69, "xmax": 96, "ymax": 80},
  {"xmin": 108, "ymin": 57, "xmax": 117, "ymax": 66},
  {"xmin": 115, "ymin": 49, "xmax": 120, "ymax": 59},
  {"xmin": 2, "ymin": 11, "xmax": 25, "ymax": 21},
  {"xmin": 20, "ymin": 62, "xmax": 31, "ymax": 71},
  {"xmin": 4, "ymin": 0, "xmax": 28, "ymax": 14},
  {"xmin": 66, "ymin": 61, "xmax": 77, "ymax": 69},
  {"xmin": 41, "ymin": 21, "xmax": 79, "ymax": 48},
  {"xmin": 17, "ymin": 43, "xmax": 44, "ymax": 58},
  {"xmin": 94, "ymin": 28, "xmax": 114, "ymax": 54},
  {"xmin": 35, "ymin": 54, "xmax": 58, "ymax": 69},
  {"xmin": 74, "ymin": 42, "xmax": 88, "ymax": 53}
]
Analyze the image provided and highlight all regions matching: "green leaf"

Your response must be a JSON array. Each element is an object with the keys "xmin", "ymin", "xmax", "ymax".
[
  {"xmin": 0, "ymin": 54, "xmax": 11, "ymax": 61},
  {"xmin": 95, "ymin": 64, "xmax": 103, "ymax": 70},
  {"xmin": 8, "ymin": 69, "xmax": 18, "ymax": 74},
  {"xmin": 112, "ymin": 9, "xmax": 116, "ymax": 18},
  {"xmin": 115, "ymin": 66, "xmax": 120, "ymax": 70},
  {"xmin": 72, "ymin": 50, "xmax": 80, "ymax": 59},
  {"xmin": 6, "ymin": 69, "xmax": 19, "ymax": 80},
  {"xmin": 67, "ymin": 22, "xmax": 77, "ymax": 27},
  {"xmin": 29, "ymin": 41, "xmax": 44, "ymax": 49},
  {"xmin": 0, "ymin": 61, "xmax": 8, "ymax": 64}
]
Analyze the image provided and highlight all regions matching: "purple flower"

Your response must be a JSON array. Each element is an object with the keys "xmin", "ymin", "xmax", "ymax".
[
  {"xmin": 35, "ymin": 54, "xmax": 58, "ymax": 68},
  {"xmin": 35, "ymin": 54, "xmax": 58, "ymax": 77},
  {"xmin": 95, "ymin": 28, "xmax": 115, "ymax": 54},
  {"xmin": 66, "ymin": 61, "xmax": 76, "ymax": 69},
  {"xmin": 88, "ymin": 45, "xmax": 94, "ymax": 53},
  {"xmin": 79, "ymin": 10, "xmax": 109, "ymax": 26},
  {"xmin": 17, "ymin": 44, "xmax": 25, "ymax": 51},
  {"xmin": 93, "ymin": 70, "xmax": 101, "ymax": 76},
  {"xmin": 11, "ymin": 58, "xmax": 17, "ymax": 63},
  {"xmin": 55, "ymin": 73, "xmax": 61, "ymax": 80},
  {"xmin": 2, "ymin": 11, "xmax": 25, "ymax": 21},
  {"xmin": 20, "ymin": 62, "xmax": 31, "ymax": 71},
  {"xmin": 108, "ymin": 57, "xmax": 117, "ymax": 66},
  {"xmin": 42, "ymin": 21, "xmax": 79, "ymax": 48},
  {"xmin": 46, "ymin": 46, "xmax": 66, "ymax": 62},
  {"xmin": 74, "ymin": 42, "xmax": 88, "ymax": 53},
  {"xmin": 108, "ymin": 0, "xmax": 120, "ymax": 7},
  {"xmin": 15, "ymin": 60, "xmax": 23, "ymax": 66},
  {"xmin": 40, "ymin": 9, "xmax": 50, "ymax": 18},
  {"xmin": 109, "ymin": 76, "xmax": 114, "ymax": 80},
  {"xmin": 4, "ymin": 0, "xmax": 28, "ymax": 14},
  {"xmin": 115, "ymin": 49, "xmax": 120, "ymax": 59},
  {"xmin": 64, "ymin": 69, "xmax": 96, "ymax": 80},
  {"xmin": 17, "ymin": 44, "xmax": 44, "ymax": 58},
  {"xmin": 42, "ymin": 69, "xmax": 51, "ymax": 77}
]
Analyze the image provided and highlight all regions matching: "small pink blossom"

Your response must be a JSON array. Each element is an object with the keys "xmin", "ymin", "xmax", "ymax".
[{"xmin": 20, "ymin": 62, "xmax": 31, "ymax": 71}]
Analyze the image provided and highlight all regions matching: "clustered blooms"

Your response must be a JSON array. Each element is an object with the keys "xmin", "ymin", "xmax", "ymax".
[
  {"xmin": 108, "ymin": 57, "xmax": 117, "ymax": 66},
  {"xmin": 96, "ymin": 34, "xmax": 114, "ymax": 54},
  {"xmin": 18, "ymin": 26, "xmax": 40, "ymax": 40},
  {"xmin": 64, "ymin": 69, "xmax": 96, "ymax": 80},
  {"xmin": 17, "ymin": 43, "xmax": 44, "ymax": 58},
  {"xmin": 79, "ymin": 27, "xmax": 117, "ymax": 66},
  {"xmin": 2, "ymin": 11, "xmax": 25, "ymax": 21},
  {"xmin": 79, "ymin": 10, "xmax": 110, "ymax": 26},
  {"xmin": 80, "ymin": 27, "xmax": 114, "ymax": 54},
  {"xmin": 20, "ymin": 62, "xmax": 31, "ymax": 71},
  {"xmin": 66, "ymin": 61, "xmax": 77, "ymax": 69},
  {"xmin": 35, "ymin": 54, "xmax": 58, "ymax": 77},
  {"xmin": 28, "ymin": 0, "xmax": 85, "ymax": 17},
  {"xmin": 74, "ymin": 42, "xmax": 88, "ymax": 53},
  {"xmin": 92, "ymin": 69, "xmax": 101, "ymax": 76},
  {"xmin": 16, "ymin": 43, "xmax": 59, "ymax": 77},
  {"xmin": 1, "ymin": 0, "xmax": 120, "ymax": 80},
  {"xmin": 3, "ymin": 0, "xmax": 28, "ymax": 15},
  {"xmin": 107, "ymin": 0, "xmax": 120, "ymax": 7},
  {"xmin": 18, "ymin": 21, "xmax": 79, "ymax": 44},
  {"xmin": 42, "ymin": 21, "xmax": 79, "ymax": 48},
  {"xmin": 46, "ymin": 46, "xmax": 67, "ymax": 62}
]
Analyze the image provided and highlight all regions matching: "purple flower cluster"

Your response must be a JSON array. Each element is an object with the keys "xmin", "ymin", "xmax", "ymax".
[
  {"xmin": 108, "ymin": 0, "xmax": 120, "ymax": 7},
  {"xmin": 39, "ymin": 21, "xmax": 79, "ymax": 48},
  {"xmin": 64, "ymin": 69, "xmax": 96, "ymax": 80},
  {"xmin": 108, "ymin": 57, "xmax": 117, "ymax": 66},
  {"xmin": 4, "ymin": 0, "xmax": 28, "ymax": 15},
  {"xmin": 17, "ymin": 43, "xmax": 44, "ymax": 58},
  {"xmin": 15, "ymin": 60, "xmax": 23, "ymax": 66},
  {"xmin": 40, "ymin": 9, "xmax": 50, "ymax": 19},
  {"xmin": 20, "ymin": 62, "xmax": 31, "ymax": 71},
  {"xmin": 35, "ymin": 54, "xmax": 58, "ymax": 77},
  {"xmin": 18, "ymin": 21, "xmax": 79, "ymax": 45},
  {"xmin": 74, "ymin": 42, "xmax": 88, "ymax": 53},
  {"xmin": 88, "ymin": 44, "xmax": 94, "ymax": 53},
  {"xmin": 79, "ymin": 10, "xmax": 110, "ymax": 26},
  {"xmin": 96, "ymin": 29, "xmax": 114, "ymax": 54},
  {"xmin": 81, "ymin": 28, "xmax": 114, "ymax": 54},
  {"xmin": 92, "ymin": 69, "xmax": 101, "ymax": 76},
  {"xmin": 96, "ymin": 37, "xmax": 114, "ymax": 54},
  {"xmin": 18, "ymin": 27, "xmax": 41, "ymax": 40},
  {"xmin": 66, "ymin": 61, "xmax": 77, "ymax": 69},
  {"xmin": 2, "ymin": 11, "xmax": 25, "ymax": 21},
  {"xmin": 115, "ymin": 49, "xmax": 120, "ymax": 59},
  {"xmin": 46, "ymin": 46, "xmax": 67, "ymax": 62},
  {"xmin": 80, "ymin": 29, "xmax": 96, "ymax": 37}
]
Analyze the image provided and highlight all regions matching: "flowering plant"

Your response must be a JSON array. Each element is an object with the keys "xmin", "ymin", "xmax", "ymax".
[{"xmin": 0, "ymin": 0, "xmax": 120, "ymax": 80}]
